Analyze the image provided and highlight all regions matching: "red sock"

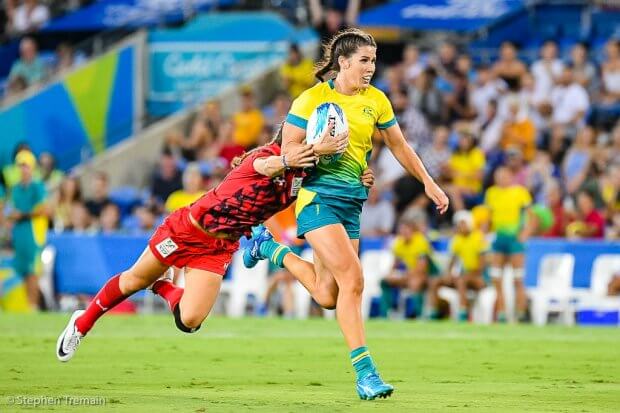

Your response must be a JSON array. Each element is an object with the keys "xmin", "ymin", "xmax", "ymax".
[
  {"xmin": 153, "ymin": 280, "xmax": 184, "ymax": 312},
  {"xmin": 75, "ymin": 274, "xmax": 128, "ymax": 335}
]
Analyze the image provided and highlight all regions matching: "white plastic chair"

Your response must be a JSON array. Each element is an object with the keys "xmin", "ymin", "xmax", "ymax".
[
  {"xmin": 226, "ymin": 251, "xmax": 269, "ymax": 317},
  {"xmin": 527, "ymin": 253, "xmax": 575, "ymax": 326},
  {"xmin": 360, "ymin": 250, "xmax": 394, "ymax": 319},
  {"xmin": 574, "ymin": 254, "xmax": 620, "ymax": 321}
]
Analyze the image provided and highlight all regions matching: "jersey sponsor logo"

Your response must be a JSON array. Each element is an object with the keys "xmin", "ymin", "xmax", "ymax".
[{"xmin": 156, "ymin": 237, "xmax": 179, "ymax": 258}]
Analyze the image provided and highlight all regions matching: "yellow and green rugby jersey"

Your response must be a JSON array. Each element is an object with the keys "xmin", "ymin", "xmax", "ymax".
[{"xmin": 286, "ymin": 79, "xmax": 396, "ymax": 200}]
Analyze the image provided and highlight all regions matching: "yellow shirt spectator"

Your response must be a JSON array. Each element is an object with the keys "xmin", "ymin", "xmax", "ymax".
[
  {"xmin": 485, "ymin": 185, "xmax": 532, "ymax": 234},
  {"xmin": 450, "ymin": 230, "xmax": 488, "ymax": 272},
  {"xmin": 165, "ymin": 190, "xmax": 205, "ymax": 213},
  {"xmin": 232, "ymin": 108, "xmax": 264, "ymax": 149},
  {"xmin": 449, "ymin": 148, "xmax": 486, "ymax": 193},
  {"xmin": 280, "ymin": 58, "xmax": 316, "ymax": 99},
  {"xmin": 392, "ymin": 232, "xmax": 433, "ymax": 270}
]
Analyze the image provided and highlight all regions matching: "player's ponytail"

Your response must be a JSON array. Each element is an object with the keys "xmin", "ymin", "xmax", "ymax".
[{"xmin": 314, "ymin": 28, "xmax": 377, "ymax": 81}]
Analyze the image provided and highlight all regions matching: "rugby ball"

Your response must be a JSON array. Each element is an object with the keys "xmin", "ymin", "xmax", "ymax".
[{"xmin": 305, "ymin": 102, "xmax": 348, "ymax": 164}]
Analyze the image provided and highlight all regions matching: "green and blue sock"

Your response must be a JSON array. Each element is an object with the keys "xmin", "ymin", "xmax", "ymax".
[
  {"xmin": 259, "ymin": 240, "xmax": 291, "ymax": 268},
  {"xmin": 351, "ymin": 346, "xmax": 376, "ymax": 379}
]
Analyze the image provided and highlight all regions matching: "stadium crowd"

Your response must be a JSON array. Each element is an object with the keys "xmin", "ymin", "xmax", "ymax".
[{"xmin": 1, "ymin": 5, "xmax": 619, "ymax": 317}]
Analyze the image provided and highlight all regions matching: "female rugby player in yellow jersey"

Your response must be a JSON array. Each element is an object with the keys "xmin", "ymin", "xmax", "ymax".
[{"xmin": 247, "ymin": 28, "xmax": 449, "ymax": 400}]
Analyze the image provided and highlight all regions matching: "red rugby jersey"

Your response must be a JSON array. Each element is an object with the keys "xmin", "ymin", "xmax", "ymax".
[{"xmin": 189, "ymin": 143, "xmax": 303, "ymax": 238}]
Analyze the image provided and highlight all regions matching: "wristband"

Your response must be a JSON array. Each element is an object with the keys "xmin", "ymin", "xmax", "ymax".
[{"xmin": 281, "ymin": 155, "xmax": 288, "ymax": 169}]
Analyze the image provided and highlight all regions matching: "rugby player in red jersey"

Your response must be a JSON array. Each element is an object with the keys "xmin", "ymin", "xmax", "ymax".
[{"xmin": 56, "ymin": 123, "xmax": 371, "ymax": 362}]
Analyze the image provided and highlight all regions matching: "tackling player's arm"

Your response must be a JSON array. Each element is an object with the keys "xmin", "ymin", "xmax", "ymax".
[{"xmin": 253, "ymin": 145, "xmax": 317, "ymax": 177}]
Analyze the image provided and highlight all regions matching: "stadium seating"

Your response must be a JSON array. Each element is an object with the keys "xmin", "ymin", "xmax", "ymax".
[
  {"xmin": 528, "ymin": 253, "xmax": 576, "ymax": 326},
  {"xmin": 360, "ymin": 250, "xmax": 394, "ymax": 320},
  {"xmin": 224, "ymin": 251, "xmax": 269, "ymax": 318}
]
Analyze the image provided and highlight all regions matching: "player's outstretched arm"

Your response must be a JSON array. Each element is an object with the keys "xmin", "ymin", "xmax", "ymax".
[
  {"xmin": 253, "ymin": 145, "xmax": 318, "ymax": 177},
  {"xmin": 379, "ymin": 124, "xmax": 449, "ymax": 214}
]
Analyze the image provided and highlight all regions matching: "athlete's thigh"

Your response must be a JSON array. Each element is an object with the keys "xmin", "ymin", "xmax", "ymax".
[
  {"xmin": 305, "ymin": 224, "xmax": 361, "ymax": 283},
  {"xmin": 179, "ymin": 267, "xmax": 223, "ymax": 320},
  {"xmin": 126, "ymin": 247, "xmax": 170, "ymax": 283}
]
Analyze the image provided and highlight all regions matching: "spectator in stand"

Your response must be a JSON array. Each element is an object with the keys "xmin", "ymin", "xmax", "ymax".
[
  {"xmin": 598, "ymin": 164, "xmax": 620, "ymax": 219},
  {"xmin": 209, "ymin": 119, "xmax": 245, "ymax": 167},
  {"xmin": 50, "ymin": 175, "xmax": 82, "ymax": 233},
  {"xmin": 493, "ymin": 41, "xmax": 527, "ymax": 92},
  {"xmin": 164, "ymin": 163, "xmax": 205, "ymax": 213},
  {"xmin": 471, "ymin": 65, "xmax": 503, "ymax": 124},
  {"xmin": 183, "ymin": 100, "xmax": 222, "ymax": 161},
  {"xmin": 380, "ymin": 208, "xmax": 439, "ymax": 318},
  {"xmin": 8, "ymin": 37, "xmax": 47, "ymax": 88},
  {"xmin": 447, "ymin": 128, "xmax": 486, "ymax": 211},
  {"xmin": 55, "ymin": 42, "xmax": 79, "ymax": 75},
  {"xmin": 500, "ymin": 96, "xmax": 536, "ymax": 161},
  {"xmin": 7, "ymin": 0, "xmax": 50, "ymax": 35},
  {"xmin": 427, "ymin": 210, "xmax": 489, "ymax": 321},
  {"xmin": 550, "ymin": 66, "xmax": 590, "ymax": 131},
  {"xmin": 543, "ymin": 180, "xmax": 568, "ymax": 237},
  {"xmin": 527, "ymin": 151, "xmax": 558, "ymax": 203},
  {"xmin": 4, "ymin": 75, "xmax": 28, "ymax": 101},
  {"xmin": 132, "ymin": 205, "xmax": 159, "ymax": 233},
  {"xmin": 445, "ymin": 72, "xmax": 475, "ymax": 122},
  {"xmin": 232, "ymin": 87, "xmax": 264, "ymax": 149},
  {"xmin": 418, "ymin": 125, "xmax": 452, "ymax": 182},
  {"xmin": 280, "ymin": 44, "xmax": 315, "ymax": 99},
  {"xmin": 309, "ymin": 0, "xmax": 359, "ymax": 45},
  {"xmin": 150, "ymin": 150, "xmax": 183, "ymax": 210},
  {"xmin": 563, "ymin": 126, "xmax": 594, "ymax": 195},
  {"xmin": 607, "ymin": 213, "xmax": 620, "ymax": 241},
  {"xmin": 263, "ymin": 92, "xmax": 291, "ymax": 132},
  {"xmin": 456, "ymin": 54, "xmax": 476, "ymax": 83},
  {"xmin": 532, "ymin": 40, "xmax": 564, "ymax": 103},
  {"xmin": 566, "ymin": 190, "xmax": 605, "ymax": 239},
  {"xmin": 360, "ymin": 186, "xmax": 395, "ymax": 237},
  {"xmin": 505, "ymin": 147, "xmax": 529, "ymax": 187},
  {"xmin": 84, "ymin": 172, "xmax": 112, "ymax": 219},
  {"xmin": 38, "ymin": 152, "xmax": 64, "ymax": 192},
  {"xmin": 568, "ymin": 42, "xmax": 597, "ymax": 93},
  {"xmin": 400, "ymin": 104, "xmax": 432, "ymax": 151},
  {"xmin": 601, "ymin": 40, "xmax": 620, "ymax": 104},
  {"xmin": 591, "ymin": 40, "xmax": 620, "ymax": 131},
  {"xmin": 409, "ymin": 68, "xmax": 444, "ymax": 125},
  {"xmin": 99, "ymin": 203, "xmax": 121, "ymax": 234},
  {"xmin": 67, "ymin": 202, "xmax": 94, "ymax": 234},
  {"xmin": 400, "ymin": 43, "xmax": 425, "ymax": 84},
  {"xmin": 432, "ymin": 42, "xmax": 459, "ymax": 79}
]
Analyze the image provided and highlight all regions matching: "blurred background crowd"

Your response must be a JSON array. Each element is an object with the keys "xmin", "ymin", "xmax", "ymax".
[{"xmin": 0, "ymin": 0, "xmax": 619, "ymax": 318}]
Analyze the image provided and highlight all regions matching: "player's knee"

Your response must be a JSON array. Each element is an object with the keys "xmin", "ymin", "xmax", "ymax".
[
  {"xmin": 173, "ymin": 305, "xmax": 203, "ymax": 334},
  {"xmin": 315, "ymin": 291, "xmax": 337, "ymax": 310}
]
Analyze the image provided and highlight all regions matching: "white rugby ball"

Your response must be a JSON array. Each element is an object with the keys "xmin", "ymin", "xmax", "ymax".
[{"xmin": 305, "ymin": 102, "xmax": 348, "ymax": 164}]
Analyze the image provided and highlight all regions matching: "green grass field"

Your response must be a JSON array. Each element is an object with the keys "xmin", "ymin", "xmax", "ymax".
[{"xmin": 0, "ymin": 314, "xmax": 619, "ymax": 412}]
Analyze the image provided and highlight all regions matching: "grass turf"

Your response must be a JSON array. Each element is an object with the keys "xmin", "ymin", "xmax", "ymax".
[{"xmin": 0, "ymin": 313, "xmax": 619, "ymax": 412}]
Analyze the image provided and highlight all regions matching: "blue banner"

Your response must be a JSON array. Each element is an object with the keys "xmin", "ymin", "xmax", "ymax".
[
  {"xmin": 0, "ymin": 44, "xmax": 137, "ymax": 170},
  {"xmin": 147, "ymin": 12, "xmax": 317, "ymax": 115},
  {"xmin": 359, "ymin": 0, "xmax": 525, "ymax": 32},
  {"xmin": 43, "ymin": 0, "xmax": 235, "ymax": 32}
]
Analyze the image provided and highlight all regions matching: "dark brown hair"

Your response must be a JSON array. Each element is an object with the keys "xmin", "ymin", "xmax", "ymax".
[{"xmin": 314, "ymin": 28, "xmax": 377, "ymax": 81}]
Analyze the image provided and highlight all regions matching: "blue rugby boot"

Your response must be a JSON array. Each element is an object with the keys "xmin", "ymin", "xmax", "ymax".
[
  {"xmin": 243, "ymin": 225, "xmax": 273, "ymax": 268},
  {"xmin": 356, "ymin": 371, "xmax": 394, "ymax": 400}
]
